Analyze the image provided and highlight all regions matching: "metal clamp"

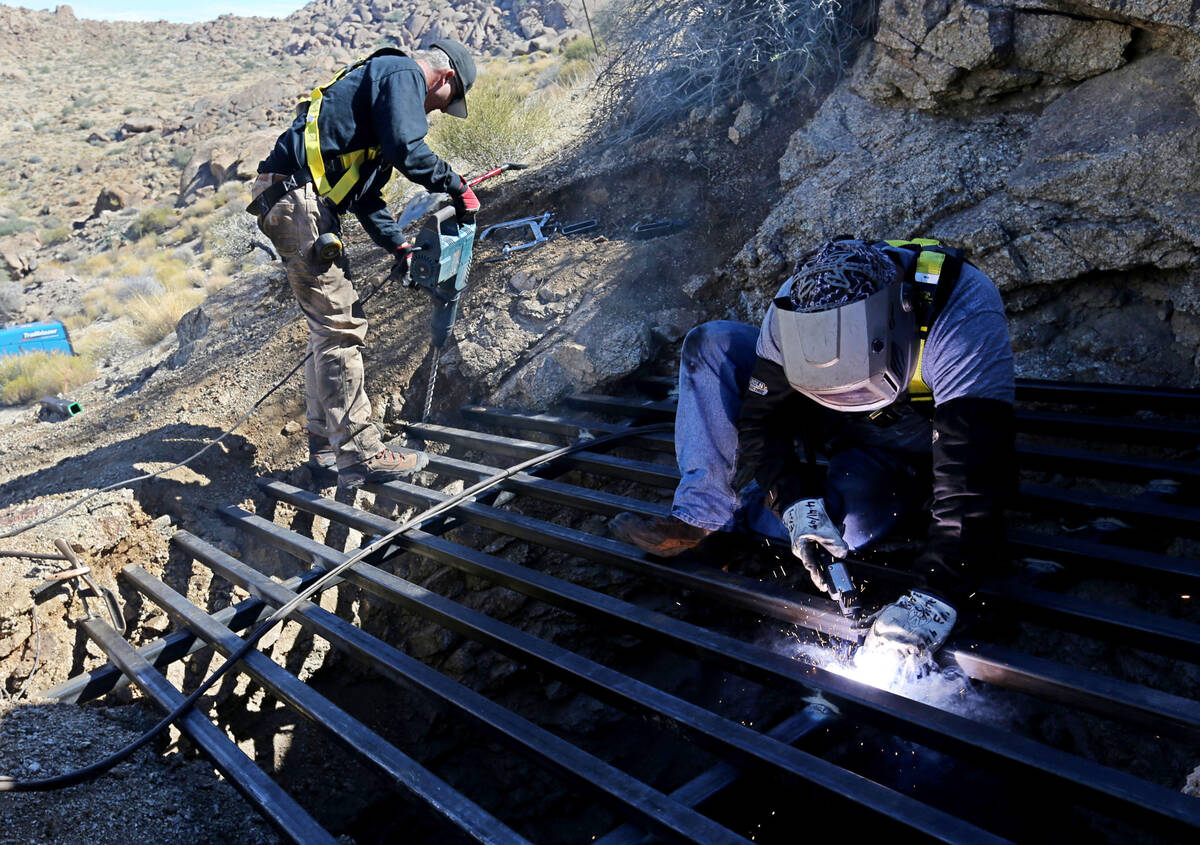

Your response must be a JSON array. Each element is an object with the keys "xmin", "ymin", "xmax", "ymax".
[{"xmin": 631, "ymin": 218, "xmax": 687, "ymax": 239}]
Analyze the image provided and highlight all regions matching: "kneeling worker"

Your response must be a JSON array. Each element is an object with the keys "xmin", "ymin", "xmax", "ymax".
[
  {"xmin": 248, "ymin": 39, "xmax": 481, "ymax": 488},
  {"xmin": 611, "ymin": 239, "xmax": 1015, "ymax": 663}
]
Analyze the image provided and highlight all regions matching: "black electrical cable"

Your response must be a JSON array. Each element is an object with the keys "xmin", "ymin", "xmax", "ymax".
[{"xmin": 0, "ymin": 422, "xmax": 673, "ymax": 792}]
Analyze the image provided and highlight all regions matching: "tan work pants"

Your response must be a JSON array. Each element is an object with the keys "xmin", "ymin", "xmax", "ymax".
[{"xmin": 252, "ymin": 173, "xmax": 384, "ymax": 469}]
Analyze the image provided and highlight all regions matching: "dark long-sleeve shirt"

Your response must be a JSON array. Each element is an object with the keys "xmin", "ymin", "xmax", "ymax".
[{"xmin": 260, "ymin": 52, "xmax": 461, "ymax": 252}]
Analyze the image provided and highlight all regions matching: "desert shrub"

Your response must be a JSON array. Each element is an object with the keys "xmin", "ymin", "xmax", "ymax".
[
  {"xmin": 0, "ymin": 218, "xmax": 33, "ymax": 237},
  {"xmin": 562, "ymin": 37, "xmax": 598, "ymax": 62},
  {"xmin": 40, "ymin": 226, "xmax": 72, "ymax": 246},
  {"xmin": 169, "ymin": 147, "xmax": 192, "ymax": 169},
  {"xmin": 0, "ymin": 281, "xmax": 23, "ymax": 322},
  {"xmin": 595, "ymin": 0, "xmax": 872, "ymax": 139},
  {"xmin": 127, "ymin": 287, "xmax": 205, "ymax": 345},
  {"xmin": 0, "ymin": 351, "xmax": 96, "ymax": 405},
  {"xmin": 126, "ymin": 207, "xmax": 172, "ymax": 240},
  {"xmin": 426, "ymin": 75, "xmax": 556, "ymax": 172}
]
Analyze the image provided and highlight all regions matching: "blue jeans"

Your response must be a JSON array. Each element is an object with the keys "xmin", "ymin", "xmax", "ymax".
[{"xmin": 671, "ymin": 321, "xmax": 929, "ymax": 549}]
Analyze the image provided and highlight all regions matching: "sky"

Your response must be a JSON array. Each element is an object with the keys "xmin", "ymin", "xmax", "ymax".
[{"xmin": 17, "ymin": 1, "xmax": 303, "ymax": 23}]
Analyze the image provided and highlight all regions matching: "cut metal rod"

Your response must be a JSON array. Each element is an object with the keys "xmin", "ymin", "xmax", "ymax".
[
  {"xmin": 226, "ymin": 511, "xmax": 1005, "ymax": 843},
  {"xmin": 403, "ymin": 422, "xmax": 680, "ymax": 488},
  {"xmin": 124, "ymin": 555, "xmax": 529, "ymax": 845},
  {"xmin": 80, "ymin": 618, "xmax": 338, "ymax": 845},
  {"xmin": 244, "ymin": 483, "xmax": 1200, "ymax": 837},
  {"xmin": 46, "ymin": 568, "xmax": 325, "ymax": 704},
  {"xmin": 208, "ymin": 510, "xmax": 754, "ymax": 845}
]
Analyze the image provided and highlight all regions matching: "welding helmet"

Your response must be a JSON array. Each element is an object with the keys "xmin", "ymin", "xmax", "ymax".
[{"xmin": 773, "ymin": 239, "xmax": 918, "ymax": 412}]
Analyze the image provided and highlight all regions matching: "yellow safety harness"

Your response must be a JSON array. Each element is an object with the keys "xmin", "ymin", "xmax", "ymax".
[
  {"xmin": 301, "ymin": 48, "xmax": 405, "ymax": 205},
  {"xmin": 884, "ymin": 238, "xmax": 967, "ymax": 404}
]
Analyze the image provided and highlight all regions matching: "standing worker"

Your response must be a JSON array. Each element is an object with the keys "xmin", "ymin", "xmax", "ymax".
[
  {"xmin": 610, "ymin": 238, "xmax": 1015, "ymax": 668},
  {"xmin": 248, "ymin": 39, "xmax": 481, "ymax": 488}
]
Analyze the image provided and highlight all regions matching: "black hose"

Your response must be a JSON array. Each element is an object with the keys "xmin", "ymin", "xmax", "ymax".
[{"xmin": 0, "ymin": 422, "xmax": 673, "ymax": 792}]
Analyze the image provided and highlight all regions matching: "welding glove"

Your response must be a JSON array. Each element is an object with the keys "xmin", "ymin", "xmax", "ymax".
[
  {"xmin": 862, "ymin": 590, "xmax": 957, "ymax": 663},
  {"xmin": 449, "ymin": 177, "xmax": 480, "ymax": 222},
  {"xmin": 781, "ymin": 498, "xmax": 849, "ymax": 594}
]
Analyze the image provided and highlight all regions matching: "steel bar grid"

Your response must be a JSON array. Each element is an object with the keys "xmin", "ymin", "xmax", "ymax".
[
  {"xmin": 54, "ymin": 377, "xmax": 1200, "ymax": 842},
  {"xmin": 80, "ymin": 618, "xmax": 338, "ymax": 845},
  {"xmin": 219, "ymin": 505, "xmax": 1004, "ymax": 843},
  {"xmin": 246, "ymin": 481, "xmax": 1200, "ymax": 838},
  {"xmin": 122, "ymin": 555, "xmax": 527, "ymax": 845}
]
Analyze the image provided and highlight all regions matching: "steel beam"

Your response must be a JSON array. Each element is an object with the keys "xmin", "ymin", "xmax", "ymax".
[
  {"xmin": 461, "ymin": 406, "xmax": 675, "ymax": 454},
  {"xmin": 224, "ymin": 512, "xmax": 1005, "ymax": 843},
  {"xmin": 403, "ymin": 422, "xmax": 680, "ymax": 488},
  {"xmin": 80, "ymin": 618, "xmax": 338, "ymax": 845},
  {"xmin": 979, "ymin": 580, "xmax": 1200, "ymax": 663},
  {"xmin": 1013, "ymin": 379, "xmax": 1200, "ymax": 411},
  {"xmin": 948, "ymin": 641, "xmax": 1200, "ymax": 743},
  {"xmin": 202, "ymin": 513, "xmax": 754, "ymax": 845},
  {"xmin": 1007, "ymin": 529, "xmax": 1200, "ymax": 589},
  {"xmin": 1016, "ymin": 484, "xmax": 1200, "ymax": 535},
  {"xmin": 125, "ymin": 555, "xmax": 529, "ymax": 845},
  {"xmin": 351, "ymin": 478, "xmax": 856, "ymax": 640},
  {"xmin": 45, "ymin": 568, "xmax": 324, "ymax": 704},
  {"xmin": 425, "ymin": 452, "xmax": 670, "ymax": 519},
  {"xmin": 241, "ymin": 484, "xmax": 1200, "ymax": 837},
  {"xmin": 262, "ymin": 479, "xmax": 1200, "ymax": 749},
  {"xmin": 595, "ymin": 707, "xmax": 835, "ymax": 845}
]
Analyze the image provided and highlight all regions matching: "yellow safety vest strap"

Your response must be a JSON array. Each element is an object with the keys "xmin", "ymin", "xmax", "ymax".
[{"xmin": 302, "ymin": 60, "xmax": 382, "ymax": 204}]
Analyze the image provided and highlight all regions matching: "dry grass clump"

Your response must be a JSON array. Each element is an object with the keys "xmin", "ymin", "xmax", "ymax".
[
  {"xmin": 126, "ymin": 287, "xmax": 205, "ymax": 345},
  {"xmin": 0, "ymin": 351, "xmax": 96, "ymax": 405}
]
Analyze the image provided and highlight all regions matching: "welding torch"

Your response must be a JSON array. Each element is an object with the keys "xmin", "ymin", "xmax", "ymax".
[{"xmin": 801, "ymin": 543, "xmax": 863, "ymax": 622}]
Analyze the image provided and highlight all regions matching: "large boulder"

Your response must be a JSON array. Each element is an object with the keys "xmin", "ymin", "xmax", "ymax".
[
  {"xmin": 727, "ymin": 0, "xmax": 1200, "ymax": 385},
  {"xmin": 856, "ymin": 0, "xmax": 1132, "ymax": 110}
]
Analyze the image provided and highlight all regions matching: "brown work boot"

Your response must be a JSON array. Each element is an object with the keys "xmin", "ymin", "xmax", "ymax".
[
  {"xmin": 339, "ymin": 445, "xmax": 430, "ymax": 489},
  {"xmin": 609, "ymin": 512, "xmax": 712, "ymax": 557},
  {"xmin": 307, "ymin": 433, "xmax": 336, "ymax": 471}
]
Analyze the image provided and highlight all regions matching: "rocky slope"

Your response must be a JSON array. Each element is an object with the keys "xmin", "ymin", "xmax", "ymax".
[{"xmin": 722, "ymin": 0, "xmax": 1200, "ymax": 387}]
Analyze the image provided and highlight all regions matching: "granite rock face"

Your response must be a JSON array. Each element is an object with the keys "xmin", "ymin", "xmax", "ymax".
[{"xmin": 730, "ymin": 0, "xmax": 1200, "ymax": 385}]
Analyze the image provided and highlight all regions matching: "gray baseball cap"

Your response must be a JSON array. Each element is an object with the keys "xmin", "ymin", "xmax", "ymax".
[{"xmin": 432, "ymin": 38, "xmax": 476, "ymax": 118}]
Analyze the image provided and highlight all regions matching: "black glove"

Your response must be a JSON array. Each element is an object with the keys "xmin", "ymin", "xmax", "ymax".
[{"xmin": 392, "ymin": 242, "xmax": 415, "ymax": 284}]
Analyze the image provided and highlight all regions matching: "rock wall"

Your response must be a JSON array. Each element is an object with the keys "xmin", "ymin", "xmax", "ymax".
[{"xmin": 729, "ymin": 0, "xmax": 1200, "ymax": 385}]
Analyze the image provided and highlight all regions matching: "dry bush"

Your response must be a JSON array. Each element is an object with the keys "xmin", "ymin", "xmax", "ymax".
[
  {"xmin": 126, "ymin": 288, "xmax": 205, "ymax": 345},
  {"xmin": 0, "ymin": 351, "xmax": 96, "ymax": 405},
  {"xmin": 427, "ymin": 74, "xmax": 557, "ymax": 173},
  {"xmin": 595, "ymin": 0, "xmax": 874, "ymax": 139}
]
